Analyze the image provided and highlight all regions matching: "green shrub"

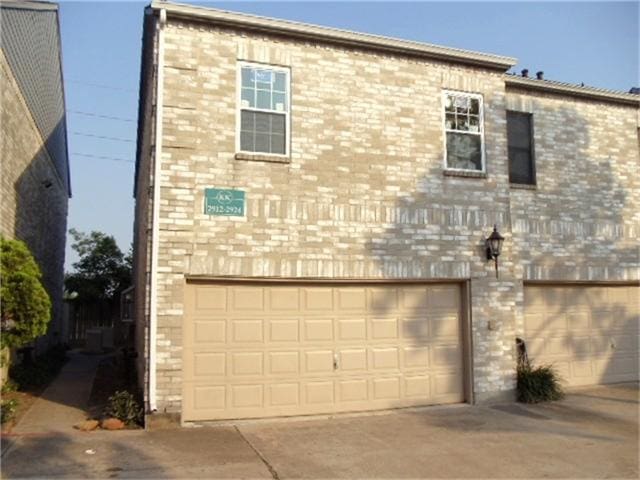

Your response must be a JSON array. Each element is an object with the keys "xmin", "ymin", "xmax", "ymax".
[
  {"xmin": 0, "ymin": 238, "xmax": 51, "ymax": 349},
  {"xmin": 103, "ymin": 390, "xmax": 143, "ymax": 426},
  {"xmin": 517, "ymin": 363, "xmax": 564, "ymax": 403},
  {"xmin": 1, "ymin": 378, "xmax": 17, "ymax": 394},
  {"xmin": 1, "ymin": 398, "xmax": 18, "ymax": 424}
]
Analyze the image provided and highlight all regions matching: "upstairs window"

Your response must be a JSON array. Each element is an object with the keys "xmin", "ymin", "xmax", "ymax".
[
  {"xmin": 443, "ymin": 91, "xmax": 484, "ymax": 172},
  {"xmin": 238, "ymin": 63, "xmax": 290, "ymax": 156},
  {"xmin": 507, "ymin": 111, "xmax": 536, "ymax": 185}
]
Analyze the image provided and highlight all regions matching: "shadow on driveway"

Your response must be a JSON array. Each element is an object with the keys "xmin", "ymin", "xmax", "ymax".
[{"xmin": 3, "ymin": 383, "xmax": 638, "ymax": 479}]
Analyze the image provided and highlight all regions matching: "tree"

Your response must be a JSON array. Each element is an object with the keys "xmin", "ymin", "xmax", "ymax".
[
  {"xmin": 64, "ymin": 229, "xmax": 131, "ymax": 302},
  {"xmin": 0, "ymin": 238, "xmax": 51, "ymax": 348}
]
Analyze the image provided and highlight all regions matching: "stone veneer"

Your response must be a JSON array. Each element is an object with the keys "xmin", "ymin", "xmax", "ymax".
[
  {"xmin": 134, "ymin": 18, "xmax": 639, "ymax": 414},
  {"xmin": 0, "ymin": 51, "xmax": 69, "ymax": 350}
]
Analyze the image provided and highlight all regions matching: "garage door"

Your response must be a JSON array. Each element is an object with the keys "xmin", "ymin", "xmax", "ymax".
[
  {"xmin": 183, "ymin": 283, "xmax": 465, "ymax": 421},
  {"xmin": 524, "ymin": 285, "xmax": 639, "ymax": 387}
]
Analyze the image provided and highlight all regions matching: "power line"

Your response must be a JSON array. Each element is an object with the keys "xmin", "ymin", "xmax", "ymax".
[
  {"xmin": 72, "ymin": 131, "xmax": 135, "ymax": 143},
  {"xmin": 68, "ymin": 110, "xmax": 136, "ymax": 123},
  {"xmin": 71, "ymin": 152, "xmax": 134, "ymax": 164},
  {"xmin": 66, "ymin": 79, "xmax": 137, "ymax": 93}
]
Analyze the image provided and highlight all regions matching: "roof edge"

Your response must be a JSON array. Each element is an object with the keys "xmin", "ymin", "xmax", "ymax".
[
  {"xmin": 0, "ymin": 1, "xmax": 59, "ymax": 11},
  {"xmin": 149, "ymin": 1, "xmax": 517, "ymax": 71},
  {"xmin": 505, "ymin": 76, "xmax": 640, "ymax": 107}
]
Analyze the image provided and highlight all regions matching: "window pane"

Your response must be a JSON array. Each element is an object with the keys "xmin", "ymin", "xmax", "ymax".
[
  {"xmin": 272, "ymin": 92, "xmax": 286, "ymax": 111},
  {"xmin": 240, "ymin": 111, "xmax": 255, "ymax": 131},
  {"xmin": 445, "ymin": 113, "xmax": 456, "ymax": 130},
  {"xmin": 470, "ymin": 98, "xmax": 479, "ymax": 115},
  {"xmin": 240, "ymin": 130, "xmax": 254, "ymax": 151},
  {"xmin": 271, "ymin": 114, "xmax": 286, "ymax": 136},
  {"xmin": 274, "ymin": 72, "xmax": 286, "ymax": 92},
  {"xmin": 445, "ymin": 95, "xmax": 455, "ymax": 112},
  {"xmin": 469, "ymin": 115, "xmax": 479, "ymax": 132},
  {"xmin": 271, "ymin": 134, "xmax": 286, "ymax": 154},
  {"xmin": 256, "ymin": 90, "xmax": 271, "ymax": 109},
  {"xmin": 255, "ymin": 112, "xmax": 271, "ymax": 133},
  {"xmin": 241, "ymin": 67, "xmax": 254, "ymax": 88},
  {"xmin": 509, "ymin": 148, "xmax": 534, "ymax": 184},
  {"xmin": 255, "ymin": 69, "xmax": 272, "ymax": 84},
  {"xmin": 507, "ymin": 112, "xmax": 531, "ymax": 149},
  {"xmin": 446, "ymin": 132, "xmax": 482, "ymax": 170},
  {"xmin": 255, "ymin": 133, "xmax": 270, "ymax": 152},
  {"xmin": 457, "ymin": 116, "xmax": 469, "ymax": 131},
  {"xmin": 256, "ymin": 70, "xmax": 272, "ymax": 91},
  {"xmin": 241, "ymin": 88, "xmax": 255, "ymax": 108},
  {"xmin": 453, "ymin": 96, "xmax": 470, "ymax": 110}
]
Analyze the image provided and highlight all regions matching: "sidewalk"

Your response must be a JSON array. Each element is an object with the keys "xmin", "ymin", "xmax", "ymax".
[{"xmin": 10, "ymin": 350, "xmax": 104, "ymax": 435}]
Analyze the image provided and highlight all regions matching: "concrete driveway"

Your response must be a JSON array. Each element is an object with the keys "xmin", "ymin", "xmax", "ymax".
[{"xmin": 2, "ymin": 383, "xmax": 637, "ymax": 479}]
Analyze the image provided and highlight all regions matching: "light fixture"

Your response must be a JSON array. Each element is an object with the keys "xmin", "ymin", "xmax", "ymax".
[{"xmin": 485, "ymin": 225, "xmax": 505, "ymax": 278}]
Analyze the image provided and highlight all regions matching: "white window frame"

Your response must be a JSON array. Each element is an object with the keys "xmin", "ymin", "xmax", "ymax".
[
  {"xmin": 236, "ymin": 61, "xmax": 291, "ymax": 158},
  {"xmin": 442, "ymin": 90, "xmax": 486, "ymax": 173}
]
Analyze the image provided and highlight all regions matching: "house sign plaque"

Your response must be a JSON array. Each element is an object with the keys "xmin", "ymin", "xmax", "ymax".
[{"xmin": 204, "ymin": 188, "xmax": 245, "ymax": 216}]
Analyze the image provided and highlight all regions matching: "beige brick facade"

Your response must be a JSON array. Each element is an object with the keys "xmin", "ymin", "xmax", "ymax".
[
  {"xmin": 134, "ymin": 6, "xmax": 639, "ymax": 416},
  {"xmin": 0, "ymin": 51, "xmax": 69, "ymax": 348}
]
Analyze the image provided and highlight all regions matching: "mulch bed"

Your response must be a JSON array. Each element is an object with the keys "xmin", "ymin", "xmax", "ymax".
[{"xmin": 87, "ymin": 350, "xmax": 140, "ymax": 424}]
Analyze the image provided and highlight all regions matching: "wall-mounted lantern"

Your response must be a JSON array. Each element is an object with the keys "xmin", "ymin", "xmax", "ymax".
[{"xmin": 485, "ymin": 225, "xmax": 505, "ymax": 278}]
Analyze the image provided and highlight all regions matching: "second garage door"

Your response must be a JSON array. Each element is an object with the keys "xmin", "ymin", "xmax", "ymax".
[
  {"xmin": 524, "ymin": 284, "xmax": 639, "ymax": 387},
  {"xmin": 183, "ymin": 282, "xmax": 465, "ymax": 422}
]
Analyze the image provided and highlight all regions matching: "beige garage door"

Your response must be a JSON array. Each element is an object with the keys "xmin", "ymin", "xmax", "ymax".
[
  {"xmin": 183, "ymin": 283, "xmax": 465, "ymax": 422},
  {"xmin": 524, "ymin": 285, "xmax": 639, "ymax": 387}
]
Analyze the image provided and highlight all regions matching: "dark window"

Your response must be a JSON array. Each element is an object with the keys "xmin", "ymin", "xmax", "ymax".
[{"xmin": 507, "ymin": 111, "xmax": 535, "ymax": 185}]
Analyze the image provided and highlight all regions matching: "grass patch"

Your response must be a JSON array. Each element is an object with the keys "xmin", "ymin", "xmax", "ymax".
[{"xmin": 517, "ymin": 363, "xmax": 564, "ymax": 403}]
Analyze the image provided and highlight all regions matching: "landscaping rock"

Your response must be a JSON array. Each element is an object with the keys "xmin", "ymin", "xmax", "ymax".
[
  {"xmin": 101, "ymin": 418, "xmax": 125, "ymax": 430},
  {"xmin": 75, "ymin": 419, "xmax": 99, "ymax": 431}
]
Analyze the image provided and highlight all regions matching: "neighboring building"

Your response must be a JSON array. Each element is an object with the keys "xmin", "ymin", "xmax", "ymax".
[
  {"xmin": 133, "ymin": 1, "xmax": 639, "ymax": 424},
  {"xmin": 0, "ymin": 1, "xmax": 71, "ymax": 350}
]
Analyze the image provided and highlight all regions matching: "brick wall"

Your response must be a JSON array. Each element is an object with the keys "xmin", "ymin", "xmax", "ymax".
[
  {"xmin": 136, "ymin": 19, "xmax": 639, "ymax": 413},
  {"xmin": 0, "ymin": 51, "xmax": 68, "ymax": 349},
  {"xmin": 506, "ymin": 89, "xmax": 639, "ymax": 338}
]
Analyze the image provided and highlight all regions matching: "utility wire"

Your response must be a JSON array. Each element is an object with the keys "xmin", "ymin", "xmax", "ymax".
[
  {"xmin": 71, "ymin": 152, "xmax": 134, "ymax": 164},
  {"xmin": 68, "ymin": 110, "xmax": 136, "ymax": 123},
  {"xmin": 66, "ymin": 79, "xmax": 137, "ymax": 93},
  {"xmin": 72, "ymin": 131, "xmax": 135, "ymax": 143}
]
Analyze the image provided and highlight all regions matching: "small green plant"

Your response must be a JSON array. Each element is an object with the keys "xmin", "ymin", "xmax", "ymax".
[
  {"xmin": 517, "ymin": 363, "xmax": 564, "ymax": 403},
  {"xmin": 103, "ymin": 390, "xmax": 143, "ymax": 426},
  {"xmin": 1, "ymin": 378, "xmax": 17, "ymax": 394},
  {"xmin": 1, "ymin": 398, "xmax": 18, "ymax": 424}
]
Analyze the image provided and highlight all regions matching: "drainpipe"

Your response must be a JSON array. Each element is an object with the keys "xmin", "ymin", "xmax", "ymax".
[{"xmin": 149, "ymin": 6, "xmax": 166, "ymax": 413}]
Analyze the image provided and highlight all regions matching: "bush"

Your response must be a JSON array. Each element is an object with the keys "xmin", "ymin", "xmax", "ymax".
[
  {"xmin": 1, "ymin": 398, "xmax": 18, "ymax": 424},
  {"xmin": 517, "ymin": 363, "xmax": 564, "ymax": 403},
  {"xmin": 103, "ymin": 390, "xmax": 143, "ymax": 426},
  {"xmin": 9, "ymin": 345, "xmax": 68, "ymax": 391},
  {"xmin": 1, "ymin": 238, "xmax": 51, "ymax": 349},
  {"xmin": 1, "ymin": 378, "xmax": 17, "ymax": 394}
]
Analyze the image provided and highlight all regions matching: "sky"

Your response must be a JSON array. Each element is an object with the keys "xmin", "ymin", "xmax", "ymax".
[{"xmin": 59, "ymin": 0, "xmax": 639, "ymax": 271}]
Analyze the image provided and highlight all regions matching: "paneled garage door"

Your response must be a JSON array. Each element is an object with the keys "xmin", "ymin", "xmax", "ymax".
[
  {"xmin": 183, "ymin": 283, "xmax": 465, "ymax": 422},
  {"xmin": 524, "ymin": 285, "xmax": 639, "ymax": 387}
]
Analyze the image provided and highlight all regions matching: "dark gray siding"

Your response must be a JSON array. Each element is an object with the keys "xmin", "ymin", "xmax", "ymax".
[{"xmin": 1, "ymin": 1, "xmax": 70, "ymax": 195}]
